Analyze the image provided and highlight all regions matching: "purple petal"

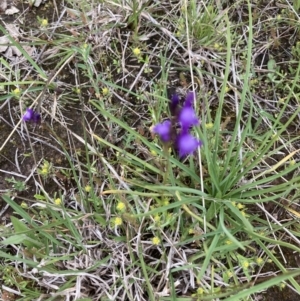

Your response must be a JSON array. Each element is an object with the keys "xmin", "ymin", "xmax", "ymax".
[
  {"xmin": 153, "ymin": 120, "xmax": 172, "ymax": 142},
  {"xmin": 32, "ymin": 112, "xmax": 41, "ymax": 123},
  {"xmin": 184, "ymin": 91, "xmax": 195, "ymax": 107},
  {"xmin": 23, "ymin": 108, "xmax": 34, "ymax": 122},
  {"xmin": 177, "ymin": 132, "xmax": 202, "ymax": 157},
  {"xmin": 23, "ymin": 108, "xmax": 41, "ymax": 123},
  {"xmin": 169, "ymin": 93, "xmax": 180, "ymax": 116},
  {"xmin": 178, "ymin": 106, "xmax": 199, "ymax": 130}
]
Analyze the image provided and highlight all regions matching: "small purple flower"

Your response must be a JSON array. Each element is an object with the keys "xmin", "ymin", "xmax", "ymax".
[
  {"xmin": 152, "ymin": 91, "xmax": 202, "ymax": 158},
  {"xmin": 23, "ymin": 108, "xmax": 40, "ymax": 123},
  {"xmin": 178, "ymin": 106, "xmax": 199, "ymax": 130},
  {"xmin": 177, "ymin": 131, "xmax": 202, "ymax": 158},
  {"xmin": 153, "ymin": 120, "xmax": 172, "ymax": 142},
  {"xmin": 184, "ymin": 91, "xmax": 195, "ymax": 107},
  {"xmin": 169, "ymin": 93, "xmax": 180, "ymax": 116}
]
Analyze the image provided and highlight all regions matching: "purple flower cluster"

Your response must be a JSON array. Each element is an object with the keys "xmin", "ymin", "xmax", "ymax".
[
  {"xmin": 152, "ymin": 92, "xmax": 202, "ymax": 158},
  {"xmin": 23, "ymin": 108, "xmax": 40, "ymax": 123}
]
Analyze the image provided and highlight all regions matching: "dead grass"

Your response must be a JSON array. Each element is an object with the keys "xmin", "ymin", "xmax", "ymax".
[{"xmin": 1, "ymin": 0, "xmax": 300, "ymax": 300}]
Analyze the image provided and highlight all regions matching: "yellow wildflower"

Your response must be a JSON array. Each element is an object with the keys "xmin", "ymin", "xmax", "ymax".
[
  {"xmin": 12, "ymin": 88, "xmax": 21, "ymax": 97},
  {"xmin": 150, "ymin": 150, "xmax": 157, "ymax": 156},
  {"xmin": 241, "ymin": 210, "xmax": 248, "ymax": 217},
  {"xmin": 40, "ymin": 167, "xmax": 49, "ymax": 175},
  {"xmin": 256, "ymin": 257, "xmax": 264, "ymax": 265},
  {"xmin": 237, "ymin": 203, "xmax": 245, "ymax": 209},
  {"xmin": 116, "ymin": 201, "xmax": 126, "ymax": 211},
  {"xmin": 162, "ymin": 198, "xmax": 169, "ymax": 206},
  {"xmin": 188, "ymin": 228, "xmax": 195, "ymax": 234},
  {"xmin": 21, "ymin": 202, "xmax": 28, "ymax": 209},
  {"xmin": 84, "ymin": 185, "xmax": 92, "ymax": 193},
  {"xmin": 114, "ymin": 217, "xmax": 122, "ymax": 226},
  {"xmin": 152, "ymin": 236, "xmax": 160, "ymax": 245},
  {"xmin": 225, "ymin": 86, "xmax": 230, "ymax": 93},
  {"xmin": 102, "ymin": 87, "xmax": 109, "ymax": 95},
  {"xmin": 133, "ymin": 47, "xmax": 141, "ymax": 57},
  {"xmin": 242, "ymin": 260, "xmax": 249, "ymax": 269},
  {"xmin": 279, "ymin": 282, "xmax": 286, "ymax": 289},
  {"xmin": 153, "ymin": 215, "xmax": 160, "ymax": 223},
  {"xmin": 54, "ymin": 198, "xmax": 62, "ymax": 206},
  {"xmin": 41, "ymin": 19, "xmax": 48, "ymax": 27},
  {"xmin": 205, "ymin": 123, "xmax": 214, "ymax": 129}
]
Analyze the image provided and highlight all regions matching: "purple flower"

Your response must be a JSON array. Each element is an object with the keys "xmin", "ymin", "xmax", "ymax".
[
  {"xmin": 178, "ymin": 106, "xmax": 199, "ymax": 131},
  {"xmin": 153, "ymin": 120, "xmax": 172, "ymax": 142},
  {"xmin": 152, "ymin": 91, "xmax": 202, "ymax": 158},
  {"xmin": 177, "ymin": 131, "xmax": 202, "ymax": 158},
  {"xmin": 184, "ymin": 91, "xmax": 195, "ymax": 107},
  {"xmin": 169, "ymin": 93, "xmax": 180, "ymax": 116},
  {"xmin": 23, "ymin": 108, "xmax": 40, "ymax": 123}
]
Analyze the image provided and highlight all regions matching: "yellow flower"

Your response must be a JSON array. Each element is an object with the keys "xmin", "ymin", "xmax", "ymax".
[
  {"xmin": 205, "ymin": 123, "xmax": 214, "ymax": 129},
  {"xmin": 116, "ymin": 201, "xmax": 126, "ymax": 211},
  {"xmin": 256, "ymin": 257, "xmax": 264, "ymax": 265},
  {"xmin": 39, "ymin": 160, "xmax": 51, "ymax": 176},
  {"xmin": 150, "ymin": 150, "xmax": 157, "ymax": 156},
  {"xmin": 40, "ymin": 167, "xmax": 49, "ymax": 175},
  {"xmin": 242, "ymin": 260, "xmax": 249, "ymax": 269},
  {"xmin": 21, "ymin": 202, "xmax": 28, "ymax": 209},
  {"xmin": 188, "ymin": 228, "xmax": 195, "ymax": 234},
  {"xmin": 197, "ymin": 288, "xmax": 204, "ymax": 295},
  {"xmin": 102, "ymin": 87, "xmax": 109, "ymax": 96},
  {"xmin": 225, "ymin": 239, "xmax": 232, "ymax": 245},
  {"xmin": 12, "ymin": 88, "xmax": 21, "ymax": 97},
  {"xmin": 225, "ymin": 86, "xmax": 230, "ymax": 93},
  {"xmin": 290, "ymin": 159, "xmax": 296, "ymax": 166},
  {"xmin": 41, "ymin": 19, "xmax": 48, "ymax": 27},
  {"xmin": 153, "ymin": 215, "xmax": 160, "ymax": 223},
  {"xmin": 162, "ymin": 198, "xmax": 169, "ymax": 206},
  {"xmin": 152, "ymin": 236, "xmax": 160, "ymax": 245},
  {"xmin": 114, "ymin": 217, "xmax": 122, "ymax": 226},
  {"xmin": 241, "ymin": 210, "xmax": 248, "ymax": 217},
  {"xmin": 133, "ymin": 47, "xmax": 141, "ymax": 57},
  {"xmin": 54, "ymin": 198, "xmax": 62, "ymax": 205},
  {"xmin": 84, "ymin": 185, "xmax": 92, "ymax": 193},
  {"xmin": 237, "ymin": 203, "xmax": 245, "ymax": 209},
  {"xmin": 279, "ymin": 282, "xmax": 286, "ymax": 289},
  {"xmin": 214, "ymin": 43, "xmax": 220, "ymax": 50}
]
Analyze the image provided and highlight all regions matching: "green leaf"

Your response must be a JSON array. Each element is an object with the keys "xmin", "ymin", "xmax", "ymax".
[
  {"xmin": 222, "ymin": 269, "xmax": 300, "ymax": 301},
  {"xmin": 11, "ymin": 216, "xmax": 31, "ymax": 233},
  {"xmin": 1, "ymin": 234, "xmax": 42, "ymax": 247},
  {"xmin": 34, "ymin": 194, "xmax": 47, "ymax": 200},
  {"xmin": 267, "ymin": 59, "xmax": 276, "ymax": 71},
  {"xmin": 293, "ymin": 0, "xmax": 300, "ymax": 10},
  {"xmin": 10, "ymin": 216, "xmax": 41, "ymax": 248}
]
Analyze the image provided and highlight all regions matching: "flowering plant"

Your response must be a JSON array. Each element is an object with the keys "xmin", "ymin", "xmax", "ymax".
[
  {"xmin": 23, "ymin": 108, "xmax": 40, "ymax": 123},
  {"xmin": 152, "ymin": 92, "xmax": 202, "ymax": 157}
]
